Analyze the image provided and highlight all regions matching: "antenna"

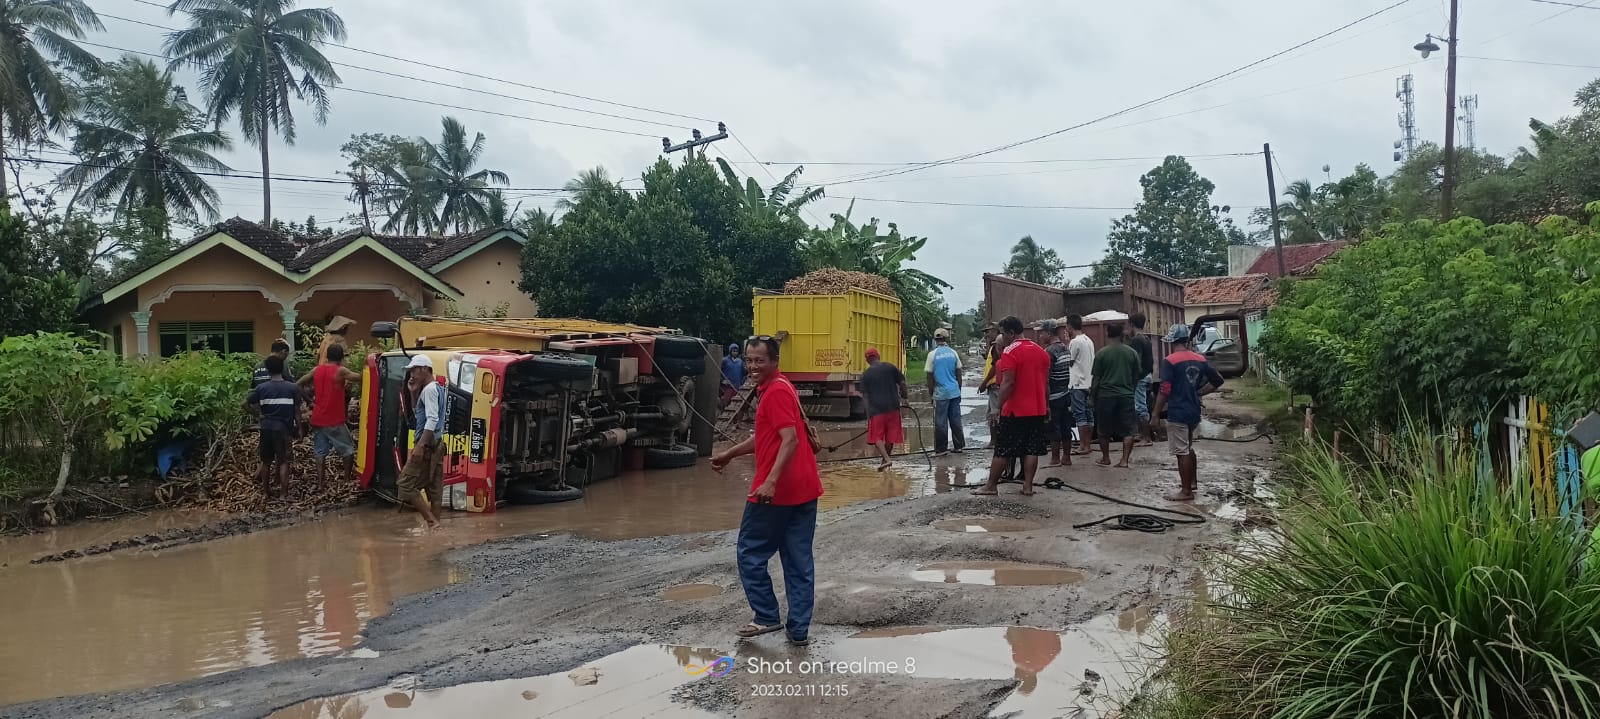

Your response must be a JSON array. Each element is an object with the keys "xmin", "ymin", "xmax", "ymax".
[
  {"xmin": 1458, "ymin": 94, "xmax": 1478, "ymax": 152},
  {"xmin": 1395, "ymin": 74, "xmax": 1417, "ymax": 162}
]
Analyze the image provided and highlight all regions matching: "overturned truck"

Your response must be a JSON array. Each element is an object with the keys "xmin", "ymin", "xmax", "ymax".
[{"xmin": 355, "ymin": 317, "xmax": 720, "ymax": 513}]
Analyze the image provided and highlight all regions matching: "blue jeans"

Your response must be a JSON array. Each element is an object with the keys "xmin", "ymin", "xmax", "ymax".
[
  {"xmin": 1070, "ymin": 389, "xmax": 1092, "ymax": 426},
  {"xmin": 737, "ymin": 500, "xmax": 818, "ymax": 639},
  {"xmin": 1134, "ymin": 377, "xmax": 1152, "ymax": 422},
  {"xmin": 933, "ymin": 397, "xmax": 965, "ymax": 453}
]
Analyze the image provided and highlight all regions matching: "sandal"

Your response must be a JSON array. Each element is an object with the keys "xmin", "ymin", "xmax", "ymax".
[
  {"xmin": 788, "ymin": 635, "xmax": 811, "ymax": 646},
  {"xmin": 737, "ymin": 622, "xmax": 783, "ymax": 638}
]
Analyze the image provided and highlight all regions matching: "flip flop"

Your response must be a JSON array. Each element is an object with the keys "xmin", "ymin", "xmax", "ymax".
[
  {"xmin": 970, "ymin": 488, "xmax": 999, "ymax": 496},
  {"xmin": 788, "ymin": 636, "xmax": 811, "ymax": 646},
  {"xmin": 737, "ymin": 622, "xmax": 783, "ymax": 638},
  {"xmin": 1019, "ymin": 490, "xmax": 1036, "ymax": 497}
]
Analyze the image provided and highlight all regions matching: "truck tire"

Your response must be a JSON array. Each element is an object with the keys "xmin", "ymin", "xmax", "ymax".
[
  {"xmin": 654, "ymin": 355, "xmax": 706, "ymax": 377},
  {"xmin": 644, "ymin": 444, "xmax": 698, "ymax": 469},
  {"xmin": 652, "ymin": 335, "xmax": 705, "ymax": 359},
  {"xmin": 527, "ymin": 353, "xmax": 595, "ymax": 381},
  {"xmin": 506, "ymin": 483, "xmax": 583, "ymax": 505}
]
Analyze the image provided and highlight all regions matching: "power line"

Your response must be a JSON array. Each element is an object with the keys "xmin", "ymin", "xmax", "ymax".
[
  {"xmin": 817, "ymin": 0, "xmax": 1416, "ymax": 186},
  {"xmin": 13, "ymin": 155, "xmax": 586, "ymax": 191},
  {"xmin": 1481, "ymin": 0, "xmax": 1600, "ymax": 45},
  {"xmin": 1463, "ymin": 54, "xmax": 1600, "ymax": 70},
  {"xmin": 75, "ymin": 40, "xmax": 663, "ymax": 138},
  {"xmin": 126, "ymin": 0, "xmax": 715, "ymax": 125},
  {"xmin": 1526, "ymin": 0, "xmax": 1600, "ymax": 9},
  {"xmin": 751, "ymin": 152, "xmax": 1258, "ymax": 167},
  {"xmin": 834, "ymin": 197, "xmax": 1137, "ymax": 210},
  {"xmin": 97, "ymin": 12, "xmax": 695, "ymax": 131},
  {"xmin": 725, "ymin": 133, "xmax": 828, "ymax": 226}
]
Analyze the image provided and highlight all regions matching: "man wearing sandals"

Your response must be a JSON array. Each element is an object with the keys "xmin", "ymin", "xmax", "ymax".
[{"xmin": 710, "ymin": 336, "xmax": 823, "ymax": 646}]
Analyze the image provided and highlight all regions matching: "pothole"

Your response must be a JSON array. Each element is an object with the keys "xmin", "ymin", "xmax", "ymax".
[
  {"xmin": 267, "ymin": 644, "xmax": 726, "ymax": 718},
  {"xmin": 932, "ymin": 518, "xmax": 1042, "ymax": 533},
  {"xmin": 911, "ymin": 561, "xmax": 1086, "ymax": 586},
  {"xmin": 661, "ymin": 583, "xmax": 723, "ymax": 601}
]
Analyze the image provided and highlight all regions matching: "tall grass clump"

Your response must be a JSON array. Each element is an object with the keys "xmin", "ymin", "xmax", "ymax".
[{"xmin": 1159, "ymin": 431, "xmax": 1600, "ymax": 719}]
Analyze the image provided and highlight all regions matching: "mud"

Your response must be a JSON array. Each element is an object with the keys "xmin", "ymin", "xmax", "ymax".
[
  {"xmin": 662, "ymin": 584, "xmax": 725, "ymax": 601},
  {"xmin": 931, "ymin": 518, "xmax": 1043, "ymax": 533},
  {"xmin": 4, "ymin": 393, "xmax": 1276, "ymax": 719}
]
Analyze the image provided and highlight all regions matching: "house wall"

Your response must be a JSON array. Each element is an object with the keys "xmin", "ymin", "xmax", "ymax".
[
  {"xmin": 295, "ymin": 290, "xmax": 414, "ymax": 348},
  {"xmin": 1228, "ymin": 245, "xmax": 1268, "ymax": 276},
  {"xmin": 144, "ymin": 290, "xmax": 285, "ymax": 355},
  {"xmin": 431, "ymin": 239, "xmax": 538, "ymax": 317}
]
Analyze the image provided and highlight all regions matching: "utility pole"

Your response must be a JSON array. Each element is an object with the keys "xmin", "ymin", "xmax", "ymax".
[
  {"xmin": 1441, "ymin": 0, "xmax": 1459, "ymax": 219},
  {"xmin": 1263, "ymin": 143, "xmax": 1287, "ymax": 279},
  {"xmin": 662, "ymin": 122, "xmax": 729, "ymax": 161}
]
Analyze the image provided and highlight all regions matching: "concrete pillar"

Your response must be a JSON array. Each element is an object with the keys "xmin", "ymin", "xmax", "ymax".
[
  {"xmin": 279, "ymin": 308, "xmax": 299, "ymax": 352},
  {"xmin": 131, "ymin": 310, "xmax": 152, "ymax": 357}
]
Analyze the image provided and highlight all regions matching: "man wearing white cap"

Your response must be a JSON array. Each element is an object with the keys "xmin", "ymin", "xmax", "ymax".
[{"xmin": 399, "ymin": 354, "xmax": 447, "ymax": 527}]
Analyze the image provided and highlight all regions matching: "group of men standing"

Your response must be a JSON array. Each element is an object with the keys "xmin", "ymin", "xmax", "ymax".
[
  {"xmin": 240, "ymin": 318, "xmax": 366, "ymax": 504},
  {"xmin": 972, "ymin": 313, "xmax": 1222, "ymax": 501}
]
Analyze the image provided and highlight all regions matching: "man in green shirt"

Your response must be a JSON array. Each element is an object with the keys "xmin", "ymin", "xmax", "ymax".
[{"xmin": 1091, "ymin": 323, "xmax": 1142, "ymax": 468}]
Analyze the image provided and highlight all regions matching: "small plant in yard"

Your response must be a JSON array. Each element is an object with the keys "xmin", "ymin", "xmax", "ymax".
[{"xmin": 1153, "ymin": 433, "xmax": 1600, "ymax": 719}]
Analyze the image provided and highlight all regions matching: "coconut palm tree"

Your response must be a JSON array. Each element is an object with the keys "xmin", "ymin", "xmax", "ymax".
[
  {"xmin": 371, "ymin": 139, "xmax": 437, "ymax": 235},
  {"xmin": 1276, "ymin": 179, "xmax": 1326, "ymax": 244},
  {"xmin": 421, "ymin": 116, "xmax": 509, "ymax": 234},
  {"xmin": 57, "ymin": 57, "xmax": 232, "ymax": 233},
  {"xmin": 1003, "ymin": 235, "xmax": 1067, "ymax": 286},
  {"xmin": 558, "ymin": 167, "xmax": 624, "ymax": 211},
  {"xmin": 0, "ymin": 0, "xmax": 103, "ymax": 201},
  {"xmin": 163, "ymin": 0, "xmax": 347, "ymax": 224}
]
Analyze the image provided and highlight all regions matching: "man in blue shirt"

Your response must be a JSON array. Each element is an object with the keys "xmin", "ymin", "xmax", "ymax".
[
  {"xmin": 244, "ymin": 354, "xmax": 302, "ymax": 499},
  {"xmin": 1152, "ymin": 324, "xmax": 1225, "ymax": 502},
  {"xmin": 925, "ymin": 328, "xmax": 965, "ymax": 456}
]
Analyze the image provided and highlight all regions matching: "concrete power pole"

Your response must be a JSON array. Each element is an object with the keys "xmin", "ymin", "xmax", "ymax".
[
  {"xmin": 662, "ymin": 122, "xmax": 729, "ymax": 162},
  {"xmin": 1263, "ymin": 143, "xmax": 1287, "ymax": 279}
]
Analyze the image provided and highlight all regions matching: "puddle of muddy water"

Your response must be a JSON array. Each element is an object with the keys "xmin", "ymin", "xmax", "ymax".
[
  {"xmin": 268, "ymin": 643, "xmax": 724, "ymax": 718},
  {"xmin": 931, "ymin": 518, "xmax": 1042, "ymax": 533},
  {"xmin": 911, "ymin": 561, "xmax": 1086, "ymax": 586},
  {"xmin": 660, "ymin": 583, "xmax": 723, "ymax": 601},
  {"xmin": 829, "ymin": 612, "xmax": 1163, "ymax": 718},
  {"xmin": 0, "ymin": 461, "xmax": 937, "ymax": 706}
]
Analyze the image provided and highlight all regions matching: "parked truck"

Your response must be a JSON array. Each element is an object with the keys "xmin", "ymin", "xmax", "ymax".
[
  {"xmin": 980, "ymin": 262, "xmax": 1249, "ymax": 378},
  {"xmin": 750, "ymin": 287, "xmax": 903, "ymax": 419},
  {"xmin": 355, "ymin": 316, "xmax": 720, "ymax": 513}
]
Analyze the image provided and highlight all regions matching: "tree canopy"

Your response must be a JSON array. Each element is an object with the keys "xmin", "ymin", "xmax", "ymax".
[
  {"xmin": 1003, "ymin": 235, "xmax": 1068, "ymax": 286},
  {"xmin": 1084, "ymin": 156, "xmax": 1248, "ymax": 285}
]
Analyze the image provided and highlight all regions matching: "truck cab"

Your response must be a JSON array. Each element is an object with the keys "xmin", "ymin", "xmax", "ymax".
[{"xmin": 355, "ymin": 317, "xmax": 719, "ymax": 512}]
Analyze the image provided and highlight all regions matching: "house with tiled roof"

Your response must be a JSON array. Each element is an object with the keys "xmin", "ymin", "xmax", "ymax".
[
  {"xmin": 1245, "ymin": 240, "xmax": 1352, "ymax": 278},
  {"xmin": 1182, "ymin": 274, "xmax": 1270, "ymax": 331},
  {"xmin": 81, "ymin": 218, "xmax": 535, "ymax": 357}
]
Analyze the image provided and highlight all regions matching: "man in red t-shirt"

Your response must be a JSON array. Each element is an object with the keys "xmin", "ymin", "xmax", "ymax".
[
  {"xmin": 973, "ymin": 315, "xmax": 1051, "ymax": 496},
  {"xmin": 711, "ymin": 336, "xmax": 823, "ymax": 646},
  {"xmin": 297, "ymin": 343, "xmax": 361, "ymax": 489}
]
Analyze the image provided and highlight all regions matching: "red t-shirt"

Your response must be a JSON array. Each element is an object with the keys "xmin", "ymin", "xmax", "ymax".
[
  {"xmin": 996, "ymin": 339, "xmax": 1050, "ymax": 417},
  {"xmin": 752, "ymin": 373, "xmax": 823, "ymax": 506},
  {"xmin": 310, "ymin": 363, "xmax": 348, "ymax": 428}
]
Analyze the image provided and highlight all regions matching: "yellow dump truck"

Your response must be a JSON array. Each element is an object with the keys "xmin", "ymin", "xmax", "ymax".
[{"xmin": 751, "ymin": 287, "xmax": 903, "ymax": 419}]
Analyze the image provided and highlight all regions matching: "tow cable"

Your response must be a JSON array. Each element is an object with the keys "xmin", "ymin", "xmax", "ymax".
[{"xmin": 990, "ymin": 468, "xmax": 1207, "ymax": 533}]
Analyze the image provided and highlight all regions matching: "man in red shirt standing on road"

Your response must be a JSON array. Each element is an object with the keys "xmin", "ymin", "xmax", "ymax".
[
  {"xmin": 711, "ymin": 336, "xmax": 823, "ymax": 646},
  {"xmin": 298, "ymin": 343, "xmax": 360, "ymax": 489},
  {"xmin": 973, "ymin": 315, "xmax": 1052, "ymax": 497}
]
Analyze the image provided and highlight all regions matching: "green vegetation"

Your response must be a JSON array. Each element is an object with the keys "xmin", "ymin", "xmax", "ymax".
[
  {"xmin": 1002, "ymin": 235, "xmax": 1067, "ymax": 286},
  {"xmin": 1137, "ymin": 437, "xmax": 1600, "ymax": 719},
  {"xmin": 0, "ymin": 0, "xmax": 104, "ymax": 200},
  {"xmin": 1260, "ymin": 206, "xmax": 1600, "ymax": 429},
  {"xmin": 0, "ymin": 332, "xmax": 251, "ymax": 514},
  {"xmin": 799, "ymin": 199, "xmax": 950, "ymax": 339},
  {"xmin": 1084, "ymin": 156, "xmax": 1249, "ymax": 285}
]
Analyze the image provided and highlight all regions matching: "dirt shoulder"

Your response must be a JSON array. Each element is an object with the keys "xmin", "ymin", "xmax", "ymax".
[{"xmin": 7, "ymin": 402, "xmax": 1275, "ymax": 719}]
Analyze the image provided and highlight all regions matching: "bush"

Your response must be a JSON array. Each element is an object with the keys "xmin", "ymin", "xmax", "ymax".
[{"xmin": 1158, "ymin": 436, "xmax": 1600, "ymax": 718}]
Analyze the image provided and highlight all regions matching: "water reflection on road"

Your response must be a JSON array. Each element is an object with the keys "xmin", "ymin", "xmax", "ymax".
[{"xmin": 0, "ymin": 454, "xmax": 975, "ymax": 706}]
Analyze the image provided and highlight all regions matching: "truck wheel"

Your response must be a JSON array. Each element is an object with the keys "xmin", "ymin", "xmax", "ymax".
[
  {"xmin": 506, "ymin": 483, "xmax": 584, "ymax": 505},
  {"xmin": 643, "ymin": 444, "xmax": 698, "ymax": 469},
  {"xmin": 652, "ymin": 335, "xmax": 705, "ymax": 359},
  {"xmin": 654, "ymin": 355, "xmax": 706, "ymax": 377},
  {"xmin": 527, "ymin": 353, "xmax": 595, "ymax": 381}
]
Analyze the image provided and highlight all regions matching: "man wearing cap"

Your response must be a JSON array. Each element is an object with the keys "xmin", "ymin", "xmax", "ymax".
[
  {"xmin": 1152, "ymin": 324, "xmax": 1225, "ymax": 501},
  {"xmin": 859, "ymin": 347, "xmax": 907, "ymax": 471},
  {"xmin": 399, "ymin": 354, "xmax": 447, "ymax": 527},
  {"xmin": 926, "ymin": 328, "xmax": 965, "ymax": 456}
]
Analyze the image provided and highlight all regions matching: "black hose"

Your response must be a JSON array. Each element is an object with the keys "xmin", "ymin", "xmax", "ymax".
[
  {"xmin": 1197, "ymin": 432, "xmax": 1274, "ymax": 444},
  {"xmin": 1027, "ymin": 477, "xmax": 1206, "ymax": 533}
]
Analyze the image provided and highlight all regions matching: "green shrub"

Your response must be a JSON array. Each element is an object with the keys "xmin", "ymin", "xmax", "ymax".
[{"xmin": 1162, "ymin": 435, "xmax": 1600, "ymax": 719}]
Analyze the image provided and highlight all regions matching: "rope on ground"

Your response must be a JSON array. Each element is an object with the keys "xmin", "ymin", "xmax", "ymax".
[
  {"xmin": 1034, "ymin": 477, "xmax": 1207, "ymax": 533},
  {"xmin": 1196, "ymin": 432, "xmax": 1274, "ymax": 444}
]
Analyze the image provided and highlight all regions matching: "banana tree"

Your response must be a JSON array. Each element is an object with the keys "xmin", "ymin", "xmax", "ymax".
[{"xmin": 715, "ymin": 157, "xmax": 823, "ymax": 220}]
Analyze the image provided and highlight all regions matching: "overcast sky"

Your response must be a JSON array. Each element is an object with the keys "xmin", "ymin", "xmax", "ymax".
[{"xmin": 20, "ymin": 0, "xmax": 1600, "ymax": 310}]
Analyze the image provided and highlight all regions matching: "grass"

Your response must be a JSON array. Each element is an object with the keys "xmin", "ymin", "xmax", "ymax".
[
  {"xmin": 904, "ymin": 347, "xmax": 928, "ymax": 385},
  {"xmin": 1138, "ymin": 432, "xmax": 1600, "ymax": 719}
]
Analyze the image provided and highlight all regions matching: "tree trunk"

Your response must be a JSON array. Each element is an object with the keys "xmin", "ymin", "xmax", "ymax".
[
  {"xmin": 49, "ymin": 442, "xmax": 73, "ymax": 499},
  {"xmin": 259, "ymin": 126, "xmax": 272, "ymax": 224}
]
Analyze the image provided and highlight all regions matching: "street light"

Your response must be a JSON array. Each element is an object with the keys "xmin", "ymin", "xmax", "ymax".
[{"xmin": 1412, "ymin": 0, "xmax": 1459, "ymax": 220}]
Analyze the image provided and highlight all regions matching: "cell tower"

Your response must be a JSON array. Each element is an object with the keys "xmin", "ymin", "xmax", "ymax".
[
  {"xmin": 1394, "ymin": 73, "xmax": 1417, "ymax": 162},
  {"xmin": 1458, "ymin": 94, "xmax": 1479, "ymax": 151}
]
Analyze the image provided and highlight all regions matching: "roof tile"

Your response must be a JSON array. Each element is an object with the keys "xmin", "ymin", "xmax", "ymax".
[
  {"xmin": 1183, "ymin": 274, "xmax": 1268, "ymax": 306},
  {"xmin": 1246, "ymin": 240, "xmax": 1351, "ymax": 278}
]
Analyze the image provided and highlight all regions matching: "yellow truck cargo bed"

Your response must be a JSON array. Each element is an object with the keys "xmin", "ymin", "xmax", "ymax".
[{"xmin": 751, "ymin": 288, "xmax": 903, "ymax": 380}]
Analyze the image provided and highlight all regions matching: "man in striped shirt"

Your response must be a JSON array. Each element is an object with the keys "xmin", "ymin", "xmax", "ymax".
[{"xmin": 244, "ymin": 354, "xmax": 303, "ymax": 499}]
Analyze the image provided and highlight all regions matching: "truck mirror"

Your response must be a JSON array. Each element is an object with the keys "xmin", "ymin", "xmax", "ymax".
[{"xmin": 371, "ymin": 321, "xmax": 398, "ymax": 339}]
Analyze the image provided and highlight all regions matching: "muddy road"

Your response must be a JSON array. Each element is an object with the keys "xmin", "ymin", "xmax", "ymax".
[{"xmin": 1, "ymin": 390, "xmax": 1276, "ymax": 719}]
